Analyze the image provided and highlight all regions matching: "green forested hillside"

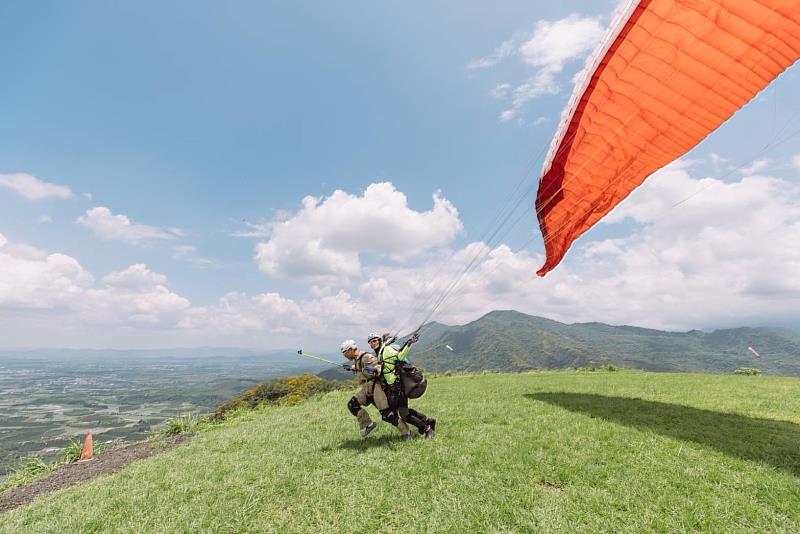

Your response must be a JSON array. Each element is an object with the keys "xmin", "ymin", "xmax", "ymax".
[
  {"xmin": 3, "ymin": 370, "xmax": 799, "ymax": 532},
  {"xmin": 409, "ymin": 310, "xmax": 800, "ymax": 375}
]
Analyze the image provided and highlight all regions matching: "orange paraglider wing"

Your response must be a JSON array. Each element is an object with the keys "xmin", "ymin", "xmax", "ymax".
[{"xmin": 535, "ymin": 0, "xmax": 800, "ymax": 276}]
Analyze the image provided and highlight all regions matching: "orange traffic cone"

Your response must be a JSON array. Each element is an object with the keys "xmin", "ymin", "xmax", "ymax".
[{"xmin": 78, "ymin": 431, "xmax": 93, "ymax": 462}]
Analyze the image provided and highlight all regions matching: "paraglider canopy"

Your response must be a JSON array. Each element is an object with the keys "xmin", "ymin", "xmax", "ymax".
[{"xmin": 535, "ymin": 0, "xmax": 800, "ymax": 276}]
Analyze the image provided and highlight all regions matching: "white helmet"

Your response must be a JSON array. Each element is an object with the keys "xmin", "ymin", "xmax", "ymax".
[
  {"xmin": 367, "ymin": 332, "xmax": 382, "ymax": 343},
  {"xmin": 340, "ymin": 339, "xmax": 358, "ymax": 354}
]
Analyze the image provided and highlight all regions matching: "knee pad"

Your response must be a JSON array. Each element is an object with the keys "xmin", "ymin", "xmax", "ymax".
[
  {"xmin": 347, "ymin": 396, "xmax": 361, "ymax": 417},
  {"xmin": 379, "ymin": 409, "xmax": 399, "ymax": 426}
]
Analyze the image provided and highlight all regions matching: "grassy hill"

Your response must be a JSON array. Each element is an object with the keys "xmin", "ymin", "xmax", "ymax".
[
  {"xmin": 409, "ymin": 310, "xmax": 800, "ymax": 375},
  {"xmin": 2, "ymin": 370, "xmax": 799, "ymax": 532}
]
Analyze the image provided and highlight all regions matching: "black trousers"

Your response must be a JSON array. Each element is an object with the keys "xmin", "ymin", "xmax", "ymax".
[{"xmin": 388, "ymin": 385, "xmax": 430, "ymax": 434}]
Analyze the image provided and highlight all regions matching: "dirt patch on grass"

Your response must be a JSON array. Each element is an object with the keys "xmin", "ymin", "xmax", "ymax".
[
  {"xmin": 537, "ymin": 479, "xmax": 564, "ymax": 492},
  {"xmin": 0, "ymin": 434, "xmax": 192, "ymax": 513}
]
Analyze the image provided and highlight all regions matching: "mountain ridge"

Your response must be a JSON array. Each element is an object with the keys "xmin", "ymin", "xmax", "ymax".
[{"xmin": 405, "ymin": 310, "xmax": 800, "ymax": 376}]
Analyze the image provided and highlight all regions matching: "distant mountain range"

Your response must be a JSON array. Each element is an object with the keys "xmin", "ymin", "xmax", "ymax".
[
  {"xmin": 320, "ymin": 310, "xmax": 800, "ymax": 378},
  {"xmin": 6, "ymin": 315, "xmax": 797, "ymax": 379}
]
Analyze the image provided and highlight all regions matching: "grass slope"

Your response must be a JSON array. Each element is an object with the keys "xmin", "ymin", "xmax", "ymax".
[{"xmin": 3, "ymin": 371, "xmax": 800, "ymax": 533}]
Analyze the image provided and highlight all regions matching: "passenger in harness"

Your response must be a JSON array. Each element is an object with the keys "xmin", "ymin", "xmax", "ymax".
[
  {"xmin": 368, "ymin": 332, "xmax": 436, "ymax": 439},
  {"xmin": 341, "ymin": 339, "xmax": 411, "ymax": 440}
]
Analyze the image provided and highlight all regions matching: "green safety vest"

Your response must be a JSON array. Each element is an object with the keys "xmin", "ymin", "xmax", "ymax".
[{"xmin": 377, "ymin": 343, "xmax": 410, "ymax": 385}]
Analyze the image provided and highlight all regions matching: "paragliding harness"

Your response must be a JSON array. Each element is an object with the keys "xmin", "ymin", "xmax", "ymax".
[
  {"xmin": 396, "ymin": 360, "xmax": 427, "ymax": 399},
  {"xmin": 353, "ymin": 352, "xmax": 378, "ymax": 407},
  {"xmin": 377, "ymin": 340, "xmax": 427, "ymax": 400}
]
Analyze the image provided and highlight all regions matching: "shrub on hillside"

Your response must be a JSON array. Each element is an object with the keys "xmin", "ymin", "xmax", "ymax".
[
  {"xmin": 734, "ymin": 367, "xmax": 762, "ymax": 376},
  {"xmin": 0, "ymin": 458, "xmax": 51, "ymax": 493},
  {"xmin": 574, "ymin": 363, "xmax": 622, "ymax": 372},
  {"xmin": 213, "ymin": 373, "xmax": 354, "ymax": 420},
  {"xmin": 58, "ymin": 438, "xmax": 84, "ymax": 464},
  {"xmin": 150, "ymin": 413, "xmax": 212, "ymax": 438},
  {"xmin": 57, "ymin": 435, "xmax": 117, "ymax": 463}
]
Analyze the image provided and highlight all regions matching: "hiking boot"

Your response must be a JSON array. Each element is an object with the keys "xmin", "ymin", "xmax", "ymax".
[
  {"xmin": 424, "ymin": 426, "xmax": 435, "ymax": 440},
  {"xmin": 361, "ymin": 422, "xmax": 378, "ymax": 438},
  {"xmin": 426, "ymin": 417, "xmax": 436, "ymax": 432},
  {"xmin": 401, "ymin": 432, "xmax": 413, "ymax": 442}
]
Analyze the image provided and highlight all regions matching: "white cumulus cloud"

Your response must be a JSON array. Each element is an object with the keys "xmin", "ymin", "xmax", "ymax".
[
  {"xmin": 253, "ymin": 182, "xmax": 463, "ymax": 283},
  {"xmin": 739, "ymin": 159, "xmax": 770, "ymax": 175},
  {"xmin": 352, "ymin": 160, "xmax": 800, "ymax": 333},
  {"xmin": 490, "ymin": 83, "xmax": 512, "ymax": 99},
  {"xmin": 550, "ymin": 162, "xmax": 800, "ymax": 328},
  {"xmin": 469, "ymin": 11, "xmax": 611, "ymax": 122},
  {"xmin": 466, "ymin": 38, "xmax": 517, "ymax": 70},
  {"xmin": 0, "ymin": 238, "xmax": 193, "ymax": 333},
  {"xmin": 2, "ymin": 155, "xmax": 798, "ymax": 348},
  {"xmin": 501, "ymin": 15, "xmax": 605, "ymax": 121},
  {"xmin": 0, "ymin": 173, "xmax": 73, "ymax": 200},
  {"xmin": 178, "ymin": 292, "xmax": 308, "ymax": 335},
  {"xmin": 709, "ymin": 152, "xmax": 729, "ymax": 170},
  {"xmin": 102, "ymin": 263, "xmax": 168, "ymax": 289},
  {"xmin": 0, "ymin": 238, "xmax": 94, "ymax": 310},
  {"xmin": 76, "ymin": 207, "xmax": 180, "ymax": 245},
  {"xmin": 81, "ymin": 265, "xmax": 190, "ymax": 327},
  {"xmin": 518, "ymin": 15, "xmax": 605, "ymax": 70},
  {"xmin": 175, "ymin": 288, "xmax": 379, "ymax": 347}
]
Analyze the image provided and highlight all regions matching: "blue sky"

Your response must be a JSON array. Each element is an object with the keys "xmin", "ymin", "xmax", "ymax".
[{"xmin": 2, "ymin": 1, "xmax": 799, "ymax": 349}]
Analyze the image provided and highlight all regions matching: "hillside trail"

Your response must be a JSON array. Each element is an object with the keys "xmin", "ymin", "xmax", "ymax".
[{"xmin": 0, "ymin": 434, "xmax": 192, "ymax": 513}]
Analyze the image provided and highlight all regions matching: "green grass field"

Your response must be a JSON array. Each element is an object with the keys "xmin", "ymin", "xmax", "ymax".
[{"xmin": 3, "ymin": 370, "xmax": 800, "ymax": 533}]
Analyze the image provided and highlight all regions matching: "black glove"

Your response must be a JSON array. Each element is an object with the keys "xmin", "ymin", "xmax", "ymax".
[
  {"xmin": 342, "ymin": 364, "xmax": 353, "ymax": 371},
  {"xmin": 409, "ymin": 333, "xmax": 419, "ymax": 344}
]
